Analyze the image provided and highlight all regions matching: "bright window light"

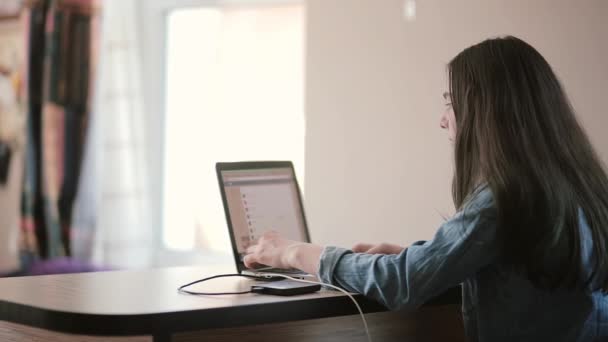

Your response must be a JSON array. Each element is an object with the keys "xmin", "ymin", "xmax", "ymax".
[{"xmin": 163, "ymin": 4, "xmax": 305, "ymax": 252}]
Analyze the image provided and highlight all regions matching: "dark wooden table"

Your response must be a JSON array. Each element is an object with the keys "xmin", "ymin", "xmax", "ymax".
[{"xmin": 0, "ymin": 266, "xmax": 464, "ymax": 342}]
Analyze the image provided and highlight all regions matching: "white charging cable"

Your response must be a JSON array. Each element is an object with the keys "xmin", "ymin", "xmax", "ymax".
[{"xmin": 262, "ymin": 273, "xmax": 372, "ymax": 342}]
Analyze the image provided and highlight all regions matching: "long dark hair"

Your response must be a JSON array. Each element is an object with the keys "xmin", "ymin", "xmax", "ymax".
[{"xmin": 448, "ymin": 36, "xmax": 608, "ymax": 291}]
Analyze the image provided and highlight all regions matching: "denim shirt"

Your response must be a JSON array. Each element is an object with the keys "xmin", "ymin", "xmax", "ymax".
[{"xmin": 317, "ymin": 188, "xmax": 608, "ymax": 342}]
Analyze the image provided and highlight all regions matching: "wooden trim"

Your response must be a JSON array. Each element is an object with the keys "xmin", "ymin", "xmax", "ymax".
[
  {"xmin": 174, "ymin": 305, "xmax": 465, "ymax": 342},
  {"xmin": 0, "ymin": 15, "xmax": 20, "ymax": 21},
  {"xmin": 0, "ymin": 294, "xmax": 388, "ymax": 336},
  {"xmin": 0, "ymin": 321, "xmax": 151, "ymax": 342},
  {"xmin": 56, "ymin": 0, "xmax": 101, "ymax": 15},
  {"xmin": 1, "ymin": 305, "xmax": 465, "ymax": 342}
]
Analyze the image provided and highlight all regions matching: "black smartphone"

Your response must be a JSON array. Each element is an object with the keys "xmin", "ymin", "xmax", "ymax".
[{"xmin": 251, "ymin": 280, "xmax": 321, "ymax": 296}]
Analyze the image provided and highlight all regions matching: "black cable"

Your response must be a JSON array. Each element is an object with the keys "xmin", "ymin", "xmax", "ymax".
[
  {"xmin": 178, "ymin": 273, "xmax": 373, "ymax": 341},
  {"xmin": 177, "ymin": 273, "xmax": 268, "ymax": 295}
]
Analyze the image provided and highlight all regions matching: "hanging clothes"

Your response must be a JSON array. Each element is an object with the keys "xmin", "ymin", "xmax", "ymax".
[{"xmin": 21, "ymin": 0, "xmax": 98, "ymax": 263}]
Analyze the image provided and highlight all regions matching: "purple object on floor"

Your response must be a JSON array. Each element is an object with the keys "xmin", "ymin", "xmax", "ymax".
[{"xmin": 26, "ymin": 258, "xmax": 111, "ymax": 276}]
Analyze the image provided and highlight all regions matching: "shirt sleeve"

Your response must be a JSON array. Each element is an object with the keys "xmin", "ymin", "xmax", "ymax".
[{"xmin": 316, "ymin": 189, "xmax": 499, "ymax": 310}]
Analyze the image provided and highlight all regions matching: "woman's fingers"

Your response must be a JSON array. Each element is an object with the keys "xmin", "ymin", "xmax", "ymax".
[
  {"xmin": 352, "ymin": 243, "xmax": 374, "ymax": 253},
  {"xmin": 243, "ymin": 230, "xmax": 300, "ymax": 269},
  {"xmin": 246, "ymin": 245, "xmax": 257, "ymax": 254},
  {"xmin": 243, "ymin": 254, "xmax": 259, "ymax": 268},
  {"xmin": 367, "ymin": 243, "xmax": 404, "ymax": 255},
  {"xmin": 243, "ymin": 231, "xmax": 278, "ymax": 268},
  {"xmin": 352, "ymin": 242, "xmax": 405, "ymax": 254},
  {"xmin": 366, "ymin": 243, "xmax": 390, "ymax": 254}
]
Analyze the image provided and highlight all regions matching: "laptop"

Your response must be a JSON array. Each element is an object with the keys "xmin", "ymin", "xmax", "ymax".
[{"xmin": 216, "ymin": 161, "xmax": 314, "ymax": 279}]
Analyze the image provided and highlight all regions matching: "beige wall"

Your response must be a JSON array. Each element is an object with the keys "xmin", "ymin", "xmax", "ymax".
[{"xmin": 304, "ymin": 0, "xmax": 608, "ymax": 248}]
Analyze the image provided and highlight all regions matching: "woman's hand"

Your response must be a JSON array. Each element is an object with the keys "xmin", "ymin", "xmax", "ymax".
[
  {"xmin": 244, "ymin": 231, "xmax": 299, "ymax": 269},
  {"xmin": 351, "ymin": 242, "xmax": 404, "ymax": 255},
  {"xmin": 244, "ymin": 231, "xmax": 324, "ymax": 274}
]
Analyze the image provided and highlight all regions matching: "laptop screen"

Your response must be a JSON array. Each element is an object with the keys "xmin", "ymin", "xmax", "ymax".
[{"xmin": 220, "ymin": 167, "xmax": 308, "ymax": 260}]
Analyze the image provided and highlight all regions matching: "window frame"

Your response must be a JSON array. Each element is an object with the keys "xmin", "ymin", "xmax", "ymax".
[{"xmin": 139, "ymin": 0, "xmax": 303, "ymax": 266}]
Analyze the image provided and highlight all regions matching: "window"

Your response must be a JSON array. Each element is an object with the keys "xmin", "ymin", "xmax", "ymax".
[{"xmin": 162, "ymin": 2, "xmax": 305, "ymax": 255}]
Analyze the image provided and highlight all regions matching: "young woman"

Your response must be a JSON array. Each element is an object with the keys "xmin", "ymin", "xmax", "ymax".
[{"xmin": 243, "ymin": 36, "xmax": 608, "ymax": 341}]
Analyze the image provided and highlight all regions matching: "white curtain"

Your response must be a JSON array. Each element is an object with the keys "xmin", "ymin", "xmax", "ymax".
[
  {"xmin": 0, "ymin": 18, "xmax": 24, "ymax": 272},
  {"xmin": 163, "ymin": 4, "xmax": 305, "ymax": 251},
  {"xmin": 72, "ymin": 0, "xmax": 153, "ymax": 268}
]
